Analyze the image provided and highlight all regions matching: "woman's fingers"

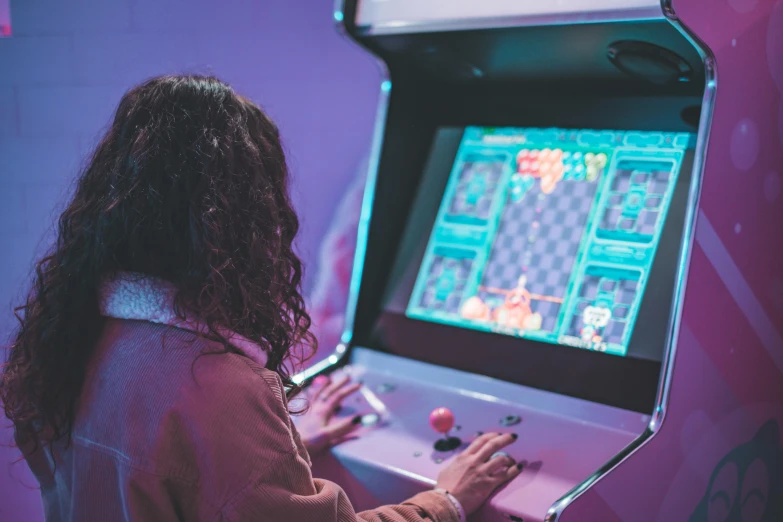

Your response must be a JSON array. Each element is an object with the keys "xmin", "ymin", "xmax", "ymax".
[
  {"xmin": 464, "ymin": 432, "xmax": 500, "ymax": 454},
  {"xmin": 329, "ymin": 433, "xmax": 362, "ymax": 447},
  {"xmin": 325, "ymin": 382, "xmax": 362, "ymax": 410},
  {"xmin": 310, "ymin": 375, "xmax": 331, "ymax": 401},
  {"xmin": 496, "ymin": 461, "xmax": 524, "ymax": 483},
  {"xmin": 320, "ymin": 375, "xmax": 350, "ymax": 402},
  {"xmin": 324, "ymin": 414, "xmax": 364, "ymax": 442},
  {"xmin": 475, "ymin": 433, "xmax": 517, "ymax": 462},
  {"xmin": 479, "ymin": 453, "xmax": 515, "ymax": 475}
]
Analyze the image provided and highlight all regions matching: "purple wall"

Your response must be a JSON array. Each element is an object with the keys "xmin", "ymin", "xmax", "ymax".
[
  {"xmin": 0, "ymin": 0, "xmax": 9, "ymax": 36},
  {"xmin": 0, "ymin": 1, "xmax": 380, "ymax": 520}
]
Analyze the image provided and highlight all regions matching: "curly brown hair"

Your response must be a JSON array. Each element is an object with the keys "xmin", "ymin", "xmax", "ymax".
[{"xmin": 1, "ymin": 75, "xmax": 316, "ymax": 451}]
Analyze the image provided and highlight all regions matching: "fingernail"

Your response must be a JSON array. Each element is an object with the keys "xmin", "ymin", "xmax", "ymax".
[
  {"xmin": 334, "ymin": 405, "xmax": 342, "ymax": 414},
  {"xmin": 352, "ymin": 415, "xmax": 362, "ymax": 425},
  {"xmin": 476, "ymin": 431, "xmax": 484, "ymax": 436},
  {"xmin": 516, "ymin": 463, "xmax": 524, "ymax": 470},
  {"xmin": 511, "ymin": 433, "xmax": 518, "ymax": 440}
]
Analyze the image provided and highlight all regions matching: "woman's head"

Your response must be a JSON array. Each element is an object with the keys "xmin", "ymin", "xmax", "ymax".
[{"xmin": 1, "ymin": 75, "xmax": 315, "ymax": 448}]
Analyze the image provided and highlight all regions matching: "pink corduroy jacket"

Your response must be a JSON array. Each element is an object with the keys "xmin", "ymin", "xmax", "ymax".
[{"xmin": 19, "ymin": 279, "xmax": 459, "ymax": 522}]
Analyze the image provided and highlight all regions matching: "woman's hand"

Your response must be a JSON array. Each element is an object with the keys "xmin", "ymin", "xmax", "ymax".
[
  {"xmin": 435, "ymin": 432, "xmax": 521, "ymax": 516},
  {"xmin": 296, "ymin": 375, "xmax": 363, "ymax": 458}
]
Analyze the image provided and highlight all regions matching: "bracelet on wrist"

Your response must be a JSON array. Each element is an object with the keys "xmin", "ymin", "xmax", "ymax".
[{"xmin": 434, "ymin": 488, "xmax": 466, "ymax": 522}]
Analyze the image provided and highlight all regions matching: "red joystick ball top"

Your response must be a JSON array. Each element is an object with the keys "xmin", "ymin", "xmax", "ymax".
[{"xmin": 429, "ymin": 407, "xmax": 455, "ymax": 434}]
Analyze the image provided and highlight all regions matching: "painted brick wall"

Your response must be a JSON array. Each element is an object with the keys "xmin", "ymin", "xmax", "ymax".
[{"xmin": 0, "ymin": 1, "xmax": 380, "ymax": 520}]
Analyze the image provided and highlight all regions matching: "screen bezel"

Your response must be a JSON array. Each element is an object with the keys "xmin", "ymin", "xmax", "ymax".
[{"xmin": 371, "ymin": 127, "xmax": 695, "ymax": 413}]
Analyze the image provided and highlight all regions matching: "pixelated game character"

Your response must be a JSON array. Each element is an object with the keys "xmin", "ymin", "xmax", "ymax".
[
  {"xmin": 492, "ymin": 275, "xmax": 537, "ymax": 329},
  {"xmin": 580, "ymin": 324, "xmax": 596, "ymax": 343},
  {"xmin": 460, "ymin": 296, "xmax": 491, "ymax": 321}
]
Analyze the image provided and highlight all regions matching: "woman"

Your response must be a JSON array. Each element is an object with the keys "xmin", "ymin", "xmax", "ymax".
[{"xmin": 0, "ymin": 75, "xmax": 520, "ymax": 522}]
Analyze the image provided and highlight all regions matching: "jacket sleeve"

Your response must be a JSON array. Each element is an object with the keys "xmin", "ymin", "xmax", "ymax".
[
  {"xmin": 216, "ymin": 362, "xmax": 459, "ymax": 522},
  {"xmin": 220, "ymin": 460, "xmax": 459, "ymax": 522}
]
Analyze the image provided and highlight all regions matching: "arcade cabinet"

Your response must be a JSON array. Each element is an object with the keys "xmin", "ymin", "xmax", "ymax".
[{"xmin": 296, "ymin": 1, "xmax": 783, "ymax": 520}]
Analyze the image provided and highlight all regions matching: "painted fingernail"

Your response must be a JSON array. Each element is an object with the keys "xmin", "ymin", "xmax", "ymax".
[
  {"xmin": 352, "ymin": 415, "xmax": 362, "ymax": 425},
  {"xmin": 511, "ymin": 433, "xmax": 518, "ymax": 440},
  {"xmin": 516, "ymin": 463, "xmax": 524, "ymax": 470},
  {"xmin": 476, "ymin": 431, "xmax": 484, "ymax": 436}
]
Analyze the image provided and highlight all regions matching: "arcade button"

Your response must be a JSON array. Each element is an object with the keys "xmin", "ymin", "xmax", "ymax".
[
  {"xmin": 429, "ymin": 407, "xmax": 462, "ymax": 452},
  {"xmin": 500, "ymin": 414, "xmax": 522, "ymax": 427},
  {"xmin": 375, "ymin": 383, "xmax": 396, "ymax": 394},
  {"xmin": 490, "ymin": 451, "xmax": 512, "ymax": 462},
  {"xmin": 360, "ymin": 413, "xmax": 380, "ymax": 427}
]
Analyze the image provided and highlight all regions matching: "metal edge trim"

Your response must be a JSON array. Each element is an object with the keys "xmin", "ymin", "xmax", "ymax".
[
  {"xmin": 356, "ymin": 6, "xmax": 664, "ymax": 36},
  {"xmin": 545, "ymin": 2, "xmax": 717, "ymax": 520},
  {"xmin": 648, "ymin": 0, "xmax": 716, "ymax": 433},
  {"xmin": 292, "ymin": 0, "xmax": 392, "ymax": 385},
  {"xmin": 544, "ymin": 429, "xmax": 652, "ymax": 522}
]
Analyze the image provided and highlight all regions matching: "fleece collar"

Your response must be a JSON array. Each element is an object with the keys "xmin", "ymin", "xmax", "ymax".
[{"xmin": 99, "ymin": 272, "xmax": 269, "ymax": 368}]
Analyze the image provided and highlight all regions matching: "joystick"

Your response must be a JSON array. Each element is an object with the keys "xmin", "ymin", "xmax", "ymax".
[{"xmin": 430, "ymin": 407, "xmax": 462, "ymax": 452}]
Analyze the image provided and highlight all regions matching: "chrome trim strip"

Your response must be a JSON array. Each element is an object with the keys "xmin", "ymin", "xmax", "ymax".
[
  {"xmin": 292, "ymin": 344, "xmax": 346, "ymax": 385},
  {"xmin": 545, "ymin": 2, "xmax": 717, "ymax": 520},
  {"xmin": 293, "ymin": 0, "xmax": 392, "ymax": 385},
  {"xmin": 357, "ymin": 7, "xmax": 664, "ymax": 35},
  {"xmin": 339, "ymin": 75, "xmax": 391, "ymax": 345},
  {"xmin": 544, "ymin": 431, "xmax": 650, "ymax": 522},
  {"xmin": 649, "ymin": 5, "xmax": 715, "ymax": 435}
]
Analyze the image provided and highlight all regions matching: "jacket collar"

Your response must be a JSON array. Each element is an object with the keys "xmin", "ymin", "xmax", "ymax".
[{"xmin": 99, "ymin": 272, "xmax": 269, "ymax": 368}]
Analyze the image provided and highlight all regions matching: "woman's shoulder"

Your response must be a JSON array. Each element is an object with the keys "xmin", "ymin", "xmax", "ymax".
[
  {"xmin": 185, "ymin": 343, "xmax": 289, "ymax": 415},
  {"xmin": 168, "ymin": 346, "xmax": 300, "ymax": 466},
  {"xmin": 71, "ymin": 318, "xmax": 298, "ymax": 489},
  {"xmin": 93, "ymin": 318, "xmax": 292, "ymax": 432}
]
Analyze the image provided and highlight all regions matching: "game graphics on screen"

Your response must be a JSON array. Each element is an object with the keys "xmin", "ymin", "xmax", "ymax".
[{"xmin": 407, "ymin": 127, "xmax": 692, "ymax": 356}]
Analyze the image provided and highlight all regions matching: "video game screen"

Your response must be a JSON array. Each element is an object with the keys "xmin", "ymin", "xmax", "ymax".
[{"xmin": 405, "ymin": 126, "xmax": 693, "ymax": 357}]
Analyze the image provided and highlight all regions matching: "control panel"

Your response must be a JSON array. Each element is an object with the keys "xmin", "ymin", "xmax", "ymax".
[{"xmin": 303, "ymin": 348, "xmax": 649, "ymax": 522}]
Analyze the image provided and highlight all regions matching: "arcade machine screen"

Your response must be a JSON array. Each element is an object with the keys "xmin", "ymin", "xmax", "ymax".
[{"xmin": 381, "ymin": 126, "xmax": 694, "ymax": 410}]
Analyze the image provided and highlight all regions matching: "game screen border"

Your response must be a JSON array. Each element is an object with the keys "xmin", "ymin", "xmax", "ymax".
[{"xmin": 405, "ymin": 126, "xmax": 694, "ymax": 359}]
